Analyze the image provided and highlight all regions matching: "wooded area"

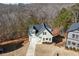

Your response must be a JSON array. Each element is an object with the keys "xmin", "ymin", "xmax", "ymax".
[{"xmin": 0, "ymin": 3, "xmax": 78, "ymax": 42}]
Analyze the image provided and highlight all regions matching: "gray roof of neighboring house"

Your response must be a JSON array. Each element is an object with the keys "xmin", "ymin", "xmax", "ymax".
[{"xmin": 67, "ymin": 23, "xmax": 79, "ymax": 32}]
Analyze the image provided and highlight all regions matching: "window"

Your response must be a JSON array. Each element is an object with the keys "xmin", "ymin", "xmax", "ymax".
[
  {"xmin": 77, "ymin": 44, "xmax": 79, "ymax": 47},
  {"xmin": 43, "ymin": 38, "xmax": 45, "ymax": 41},
  {"xmin": 68, "ymin": 41, "xmax": 71, "ymax": 45},
  {"xmin": 72, "ymin": 42, "xmax": 76, "ymax": 45},
  {"xmin": 43, "ymin": 32, "xmax": 46, "ymax": 35},
  {"xmin": 49, "ymin": 38, "xmax": 51, "ymax": 41},
  {"xmin": 72, "ymin": 34, "xmax": 75, "ymax": 38},
  {"xmin": 76, "ymin": 35, "xmax": 79, "ymax": 39},
  {"xmin": 72, "ymin": 34, "xmax": 79, "ymax": 39},
  {"xmin": 46, "ymin": 38, "xmax": 48, "ymax": 40}
]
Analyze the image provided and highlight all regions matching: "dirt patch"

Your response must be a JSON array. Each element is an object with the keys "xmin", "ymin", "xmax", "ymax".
[{"xmin": 35, "ymin": 44, "xmax": 79, "ymax": 56}]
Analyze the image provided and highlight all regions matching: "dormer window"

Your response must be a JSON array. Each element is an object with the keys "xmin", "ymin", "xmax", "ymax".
[{"xmin": 43, "ymin": 32, "xmax": 46, "ymax": 35}]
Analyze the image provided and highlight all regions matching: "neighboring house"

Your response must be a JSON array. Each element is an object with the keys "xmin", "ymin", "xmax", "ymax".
[
  {"xmin": 28, "ymin": 23, "xmax": 53, "ymax": 44},
  {"xmin": 66, "ymin": 23, "xmax": 79, "ymax": 49}
]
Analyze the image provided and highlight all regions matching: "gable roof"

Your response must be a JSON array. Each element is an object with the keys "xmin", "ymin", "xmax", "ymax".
[
  {"xmin": 67, "ymin": 23, "xmax": 79, "ymax": 32},
  {"xmin": 32, "ymin": 23, "xmax": 52, "ymax": 36},
  {"xmin": 33, "ymin": 23, "xmax": 44, "ymax": 33}
]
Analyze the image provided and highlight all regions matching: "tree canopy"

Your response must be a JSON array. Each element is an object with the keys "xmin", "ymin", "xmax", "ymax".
[{"xmin": 53, "ymin": 8, "xmax": 73, "ymax": 32}]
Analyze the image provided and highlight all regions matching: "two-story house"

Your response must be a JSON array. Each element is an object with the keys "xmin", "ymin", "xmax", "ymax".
[
  {"xmin": 66, "ymin": 23, "xmax": 79, "ymax": 49},
  {"xmin": 28, "ymin": 23, "xmax": 53, "ymax": 44}
]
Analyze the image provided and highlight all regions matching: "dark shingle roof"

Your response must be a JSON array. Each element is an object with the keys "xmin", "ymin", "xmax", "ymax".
[
  {"xmin": 33, "ymin": 23, "xmax": 44, "ymax": 32},
  {"xmin": 67, "ymin": 23, "xmax": 79, "ymax": 32},
  {"xmin": 33, "ymin": 23, "xmax": 52, "ymax": 35}
]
